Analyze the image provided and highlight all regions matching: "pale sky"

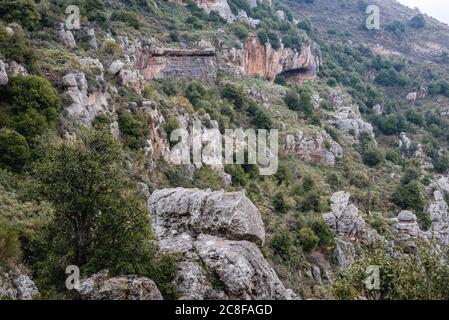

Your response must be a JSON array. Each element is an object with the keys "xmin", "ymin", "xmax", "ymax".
[{"xmin": 397, "ymin": 0, "xmax": 449, "ymax": 25}]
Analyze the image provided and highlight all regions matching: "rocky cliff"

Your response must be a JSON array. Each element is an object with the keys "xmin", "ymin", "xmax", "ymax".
[{"xmin": 242, "ymin": 34, "xmax": 321, "ymax": 81}]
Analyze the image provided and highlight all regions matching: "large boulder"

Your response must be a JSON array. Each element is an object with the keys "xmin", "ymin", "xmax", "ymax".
[
  {"xmin": 148, "ymin": 188, "xmax": 295, "ymax": 300},
  {"xmin": 79, "ymin": 270, "xmax": 163, "ymax": 300},
  {"xmin": 149, "ymin": 188, "xmax": 265, "ymax": 246},
  {"xmin": 194, "ymin": 234, "xmax": 295, "ymax": 300}
]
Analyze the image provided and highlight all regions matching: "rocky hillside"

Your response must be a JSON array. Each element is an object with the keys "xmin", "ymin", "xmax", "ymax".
[{"xmin": 2, "ymin": 0, "xmax": 449, "ymax": 300}]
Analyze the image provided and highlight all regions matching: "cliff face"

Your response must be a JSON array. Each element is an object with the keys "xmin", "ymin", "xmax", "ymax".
[
  {"xmin": 138, "ymin": 48, "xmax": 217, "ymax": 83},
  {"xmin": 242, "ymin": 34, "xmax": 321, "ymax": 81}
]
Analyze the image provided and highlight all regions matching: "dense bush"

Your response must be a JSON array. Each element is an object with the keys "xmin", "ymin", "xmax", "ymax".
[
  {"xmin": 118, "ymin": 111, "xmax": 148, "ymax": 150},
  {"xmin": 0, "ymin": 128, "xmax": 31, "ymax": 171},
  {"xmin": 298, "ymin": 227, "xmax": 319, "ymax": 252},
  {"xmin": 7, "ymin": 75, "xmax": 61, "ymax": 126},
  {"xmin": 0, "ymin": 0, "xmax": 40, "ymax": 30},
  {"xmin": 333, "ymin": 243, "xmax": 449, "ymax": 300},
  {"xmin": 410, "ymin": 14, "xmax": 425, "ymax": 29},
  {"xmin": 273, "ymin": 191, "xmax": 289, "ymax": 213},
  {"xmin": 0, "ymin": 24, "xmax": 36, "ymax": 68},
  {"xmin": 111, "ymin": 10, "xmax": 140, "ymax": 29}
]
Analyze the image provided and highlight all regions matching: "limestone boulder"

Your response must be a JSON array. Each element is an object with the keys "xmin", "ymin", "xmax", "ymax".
[{"xmin": 79, "ymin": 270, "xmax": 163, "ymax": 300}]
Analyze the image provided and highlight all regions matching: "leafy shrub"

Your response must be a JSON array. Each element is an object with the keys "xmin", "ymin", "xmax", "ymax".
[
  {"xmin": 0, "ymin": 128, "xmax": 30, "ymax": 171},
  {"xmin": 232, "ymin": 22, "xmax": 250, "ymax": 41},
  {"xmin": 298, "ymin": 227, "xmax": 319, "ymax": 251},
  {"xmin": 273, "ymin": 192, "xmax": 289, "ymax": 213},
  {"xmin": 284, "ymin": 90, "xmax": 301, "ymax": 111},
  {"xmin": 0, "ymin": 23, "xmax": 35, "ymax": 67},
  {"xmin": 410, "ymin": 14, "xmax": 425, "ymax": 29},
  {"xmin": 111, "ymin": 10, "xmax": 140, "ymax": 29},
  {"xmin": 118, "ymin": 111, "xmax": 148, "ymax": 150},
  {"xmin": 224, "ymin": 164, "xmax": 248, "ymax": 186},
  {"xmin": 0, "ymin": 0, "xmax": 40, "ymax": 30},
  {"xmin": 267, "ymin": 31, "xmax": 281, "ymax": 49},
  {"xmin": 7, "ymin": 75, "xmax": 61, "ymax": 124}
]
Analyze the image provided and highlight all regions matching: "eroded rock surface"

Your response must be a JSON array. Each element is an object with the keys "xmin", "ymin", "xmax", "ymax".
[
  {"xmin": 79, "ymin": 270, "xmax": 163, "ymax": 300},
  {"xmin": 284, "ymin": 130, "xmax": 343, "ymax": 166},
  {"xmin": 148, "ymin": 188, "xmax": 295, "ymax": 300},
  {"xmin": 0, "ymin": 267, "xmax": 38, "ymax": 300}
]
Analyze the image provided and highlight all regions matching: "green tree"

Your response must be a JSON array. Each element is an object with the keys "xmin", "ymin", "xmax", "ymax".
[
  {"xmin": 0, "ymin": 128, "xmax": 31, "ymax": 171},
  {"xmin": 0, "ymin": 0, "xmax": 40, "ymax": 30},
  {"xmin": 30, "ymin": 129, "xmax": 177, "ymax": 296}
]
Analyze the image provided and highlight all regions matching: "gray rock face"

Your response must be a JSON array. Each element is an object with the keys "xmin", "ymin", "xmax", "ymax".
[
  {"xmin": 62, "ymin": 58, "xmax": 110, "ymax": 128},
  {"xmin": 392, "ymin": 210, "xmax": 421, "ymax": 248},
  {"xmin": 86, "ymin": 28, "xmax": 98, "ymax": 50},
  {"xmin": 6, "ymin": 60, "xmax": 28, "ymax": 77},
  {"xmin": 399, "ymin": 132, "xmax": 412, "ymax": 152},
  {"xmin": 329, "ymin": 90, "xmax": 374, "ymax": 141},
  {"xmin": 0, "ymin": 268, "xmax": 38, "ymax": 300},
  {"xmin": 60, "ymin": 24, "xmax": 76, "ymax": 48},
  {"xmin": 108, "ymin": 60, "xmax": 125, "ymax": 75},
  {"xmin": 148, "ymin": 188, "xmax": 295, "ymax": 300},
  {"xmin": 427, "ymin": 190, "xmax": 449, "ymax": 245},
  {"xmin": 194, "ymin": 235, "xmax": 295, "ymax": 300},
  {"xmin": 79, "ymin": 270, "xmax": 163, "ymax": 300},
  {"xmin": 0, "ymin": 60, "xmax": 8, "ymax": 85},
  {"xmin": 284, "ymin": 130, "xmax": 343, "ymax": 166},
  {"xmin": 323, "ymin": 191, "xmax": 367, "ymax": 240},
  {"xmin": 149, "ymin": 188, "xmax": 265, "ymax": 246}
]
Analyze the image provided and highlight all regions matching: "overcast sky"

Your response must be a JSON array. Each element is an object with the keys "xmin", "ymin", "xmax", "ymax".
[{"xmin": 397, "ymin": 0, "xmax": 449, "ymax": 25}]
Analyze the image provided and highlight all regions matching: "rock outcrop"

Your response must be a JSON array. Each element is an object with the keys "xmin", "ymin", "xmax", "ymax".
[
  {"xmin": 391, "ymin": 211, "xmax": 422, "ymax": 248},
  {"xmin": 242, "ymin": 34, "xmax": 321, "ymax": 81},
  {"xmin": 0, "ymin": 60, "xmax": 8, "ymax": 86},
  {"xmin": 62, "ymin": 58, "xmax": 110, "ymax": 127},
  {"xmin": 323, "ymin": 191, "xmax": 384, "ymax": 270},
  {"xmin": 0, "ymin": 267, "xmax": 38, "ymax": 300},
  {"xmin": 328, "ymin": 89, "xmax": 374, "ymax": 141},
  {"xmin": 148, "ymin": 188, "xmax": 295, "ymax": 300},
  {"xmin": 136, "ymin": 47, "xmax": 217, "ymax": 82},
  {"xmin": 79, "ymin": 270, "xmax": 163, "ymax": 300},
  {"xmin": 150, "ymin": 188, "xmax": 265, "ymax": 245},
  {"xmin": 427, "ymin": 190, "xmax": 449, "ymax": 245},
  {"xmin": 284, "ymin": 130, "xmax": 343, "ymax": 166}
]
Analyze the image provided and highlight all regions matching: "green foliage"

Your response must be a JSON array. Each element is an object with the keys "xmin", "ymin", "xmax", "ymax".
[
  {"xmin": 333, "ymin": 243, "xmax": 449, "ymax": 300},
  {"xmin": 298, "ymin": 227, "xmax": 319, "ymax": 252},
  {"xmin": 118, "ymin": 111, "xmax": 148, "ymax": 150},
  {"xmin": 297, "ymin": 19, "xmax": 312, "ymax": 32},
  {"xmin": 284, "ymin": 90, "xmax": 301, "ymax": 111},
  {"xmin": 0, "ymin": 0, "xmax": 40, "ymax": 30},
  {"xmin": 410, "ymin": 14, "xmax": 425, "ymax": 29},
  {"xmin": 224, "ymin": 164, "xmax": 248, "ymax": 186},
  {"xmin": 393, "ymin": 159, "xmax": 428, "ymax": 227},
  {"xmin": 0, "ymin": 128, "xmax": 30, "ymax": 171},
  {"xmin": 386, "ymin": 149, "xmax": 401, "ymax": 165},
  {"xmin": 111, "ymin": 10, "xmax": 140, "ymax": 29},
  {"xmin": 362, "ymin": 146, "xmax": 384, "ymax": 167},
  {"xmin": 273, "ymin": 191, "xmax": 289, "ymax": 213},
  {"xmin": 231, "ymin": 22, "xmax": 250, "ymax": 41},
  {"xmin": 267, "ymin": 31, "xmax": 281, "ymax": 49},
  {"xmin": 6, "ymin": 75, "xmax": 61, "ymax": 142},
  {"xmin": 29, "ymin": 129, "xmax": 177, "ymax": 297},
  {"xmin": 0, "ymin": 215, "xmax": 21, "ymax": 266},
  {"xmin": 0, "ymin": 23, "xmax": 35, "ymax": 67}
]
